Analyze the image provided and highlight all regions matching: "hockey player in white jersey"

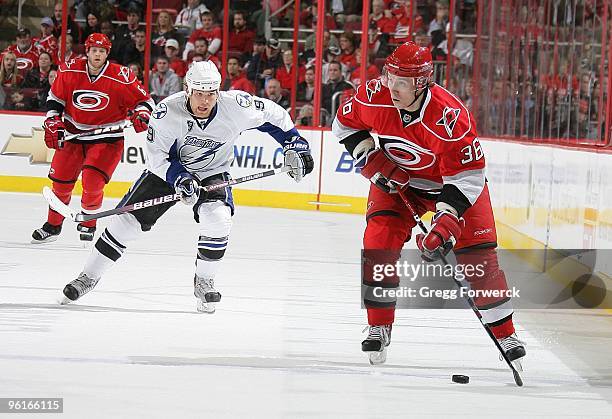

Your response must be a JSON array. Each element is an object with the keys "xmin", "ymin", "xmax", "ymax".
[{"xmin": 60, "ymin": 61, "xmax": 314, "ymax": 312}]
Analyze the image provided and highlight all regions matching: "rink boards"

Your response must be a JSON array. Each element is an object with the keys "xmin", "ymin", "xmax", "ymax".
[{"xmin": 0, "ymin": 112, "xmax": 611, "ymax": 254}]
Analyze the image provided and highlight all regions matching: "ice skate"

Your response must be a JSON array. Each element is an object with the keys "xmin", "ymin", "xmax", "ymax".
[
  {"xmin": 362, "ymin": 325, "xmax": 392, "ymax": 365},
  {"xmin": 31, "ymin": 222, "xmax": 62, "ymax": 244},
  {"xmin": 61, "ymin": 272, "xmax": 100, "ymax": 304},
  {"xmin": 77, "ymin": 224, "xmax": 96, "ymax": 242},
  {"xmin": 499, "ymin": 333, "xmax": 526, "ymax": 371},
  {"xmin": 194, "ymin": 275, "xmax": 221, "ymax": 313}
]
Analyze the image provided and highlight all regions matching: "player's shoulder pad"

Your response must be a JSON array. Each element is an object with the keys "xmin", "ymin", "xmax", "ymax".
[
  {"xmin": 221, "ymin": 90, "xmax": 256, "ymax": 109},
  {"xmin": 104, "ymin": 62, "xmax": 138, "ymax": 84},
  {"xmin": 59, "ymin": 57, "xmax": 87, "ymax": 72},
  {"xmin": 420, "ymin": 85, "xmax": 473, "ymax": 142},
  {"xmin": 353, "ymin": 78, "xmax": 394, "ymax": 107}
]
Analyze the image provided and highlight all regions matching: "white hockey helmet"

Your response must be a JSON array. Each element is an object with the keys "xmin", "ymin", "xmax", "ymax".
[{"xmin": 184, "ymin": 61, "xmax": 221, "ymax": 95}]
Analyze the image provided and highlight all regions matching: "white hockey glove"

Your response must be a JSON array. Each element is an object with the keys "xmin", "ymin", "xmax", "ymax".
[
  {"xmin": 174, "ymin": 173, "xmax": 200, "ymax": 206},
  {"xmin": 283, "ymin": 136, "xmax": 314, "ymax": 182}
]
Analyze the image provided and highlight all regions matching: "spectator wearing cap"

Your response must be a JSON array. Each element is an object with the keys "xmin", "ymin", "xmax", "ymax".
[
  {"xmin": 51, "ymin": 2, "xmax": 81, "ymax": 44},
  {"xmin": 164, "ymin": 39, "xmax": 187, "ymax": 78},
  {"xmin": 150, "ymin": 56, "xmax": 181, "ymax": 101},
  {"xmin": 122, "ymin": 28, "xmax": 146, "ymax": 67},
  {"xmin": 184, "ymin": 11, "xmax": 222, "ymax": 60},
  {"xmin": 228, "ymin": 11, "xmax": 255, "ymax": 55},
  {"xmin": 246, "ymin": 38, "xmax": 283, "ymax": 95},
  {"xmin": 152, "ymin": 11, "xmax": 183, "ymax": 58},
  {"xmin": 34, "ymin": 17, "xmax": 59, "ymax": 63},
  {"xmin": 322, "ymin": 61, "xmax": 354, "ymax": 115},
  {"xmin": 221, "ymin": 56, "xmax": 255, "ymax": 94},
  {"xmin": 81, "ymin": 12, "xmax": 101, "ymax": 42},
  {"xmin": 264, "ymin": 78, "xmax": 290, "ymax": 109},
  {"xmin": 275, "ymin": 50, "xmax": 305, "ymax": 91},
  {"xmin": 4, "ymin": 28, "xmax": 39, "ymax": 74},
  {"xmin": 185, "ymin": 38, "xmax": 220, "ymax": 68},
  {"xmin": 175, "ymin": 0, "xmax": 209, "ymax": 33}
]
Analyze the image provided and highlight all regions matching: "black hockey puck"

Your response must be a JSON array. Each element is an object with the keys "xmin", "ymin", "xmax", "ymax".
[{"xmin": 452, "ymin": 374, "xmax": 469, "ymax": 384}]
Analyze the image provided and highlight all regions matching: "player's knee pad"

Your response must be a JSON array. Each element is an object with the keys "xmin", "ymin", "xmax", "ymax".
[
  {"xmin": 94, "ymin": 213, "xmax": 143, "ymax": 262},
  {"xmin": 197, "ymin": 202, "xmax": 232, "ymax": 261},
  {"xmin": 52, "ymin": 180, "xmax": 75, "ymax": 202},
  {"xmin": 364, "ymin": 211, "xmax": 410, "ymax": 249},
  {"xmin": 81, "ymin": 167, "xmax": 107, "ymax": 211}
]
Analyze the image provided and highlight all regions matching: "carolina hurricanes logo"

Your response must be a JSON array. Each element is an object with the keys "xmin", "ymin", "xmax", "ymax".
[
  {"xmin": 436, "ymin": 106, "xmax": 461, "ymax": 137},
  {"xmin": 72, "ymin": 90, "xmax": 110, "ymax": 112},
  {"xmin": 366, "ymin": 79, "xmax": 381, "ymax": 101},
  {"xmin": 378, "ymin": 135, "xmax": 436, "ymax": 170},
  {"xmin": 16, "ymin": 58, "xmax": 34, "ymax": 71}
]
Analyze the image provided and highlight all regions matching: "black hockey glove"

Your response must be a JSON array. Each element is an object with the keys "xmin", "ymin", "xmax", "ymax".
[
  {"xmin": 174, "ymin": 173, "xmax": 200, "ymax": 206},
  {"xmin": 283, "ymin": 136, "xmax": 314, "ymax": 182}
]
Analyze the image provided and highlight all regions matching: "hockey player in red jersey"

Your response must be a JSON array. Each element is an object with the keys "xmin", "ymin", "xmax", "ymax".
[
  {"xmin": 332, "ymin": 42, "xmax": 526, "ymax": 366},
  {"xmin": 32, "ymin": 33, "xmax": 155, "ymax": 244}
]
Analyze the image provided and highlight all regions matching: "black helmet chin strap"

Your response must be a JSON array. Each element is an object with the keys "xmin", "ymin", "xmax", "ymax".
[{"xmin": 406, "ymin": 85, "xmax": 427, "ymax": 109}]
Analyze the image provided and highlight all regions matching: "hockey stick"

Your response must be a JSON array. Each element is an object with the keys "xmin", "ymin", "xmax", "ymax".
[
  {"xmin": 395, "ymin": 187, "xmax": 524, "ymax": 387},
  {"xmin": 63, "ymin": 121, "xmax": 133, "ymax": 142},
  {"xmin": 43, "ymin": 166, "xmax": 291, "ymax": 223}
]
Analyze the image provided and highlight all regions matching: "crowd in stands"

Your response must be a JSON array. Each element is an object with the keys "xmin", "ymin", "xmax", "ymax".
[{"xmin": 0, "ymin": 0, "xmax": 606, "ymax": 141}]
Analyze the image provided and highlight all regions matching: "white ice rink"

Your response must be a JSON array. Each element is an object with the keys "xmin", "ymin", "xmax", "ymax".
[{"xmin": 1, "ymin": 192, "xmax": 611, "ymax": 418}]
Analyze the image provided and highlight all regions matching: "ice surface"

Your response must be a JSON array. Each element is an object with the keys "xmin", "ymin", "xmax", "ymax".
[{"xmin": 1, "ymin": 192, "xmax": 611, "ymax": 418}]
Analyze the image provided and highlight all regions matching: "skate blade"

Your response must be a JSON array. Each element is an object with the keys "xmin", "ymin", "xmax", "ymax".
[
  {"xmin": 512, "ymin": 359, "xmax": 524, "ymax": 372},
  {"xmin": 59, "ymin": 295, "xmax": 73, "ymax": 305},
  {"xmin": 31, "ymin": 236, "xmax": 58, "ymax": 244},
  {"xmin": 197, "ymin": 300, "xmax": 216, "ymax": 314},
  {"xmin": 368, "ymin": 347, "xmax": 387, "ymax": 365}
]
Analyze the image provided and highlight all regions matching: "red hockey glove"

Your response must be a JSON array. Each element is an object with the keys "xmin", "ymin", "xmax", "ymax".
[
  {"xmin": 43, "ymin": 115, "xmax": 66, "ymax": 149},
  {"xmin": 130, "ymin": 109, "xmax": 151, "ymax": 133},
  {"xmin": 416, "ymin": 210, "xmax": 465, "ymax": 262},
  {"xmin": 357, "ymin": 148, "xmax": 410, "ymax": 193}
]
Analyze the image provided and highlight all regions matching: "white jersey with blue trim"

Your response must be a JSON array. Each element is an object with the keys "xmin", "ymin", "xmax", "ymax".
[{"xmin": 145, "ymin": 90, "xmax": 299, "ymax": 185}]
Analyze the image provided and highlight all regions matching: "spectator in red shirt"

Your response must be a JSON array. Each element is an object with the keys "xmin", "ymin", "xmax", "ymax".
[
  {"xmin": 164, "ymin": 38, "xmax": 187, "ymax": 78},
  {"xmin": 338, "ymin": 32, "xmax": 357, "ymax": 72},
  {"xmin": 185, "ymin": 38, "xmax": 220, "ymax": 69},
  {"xmin": 390, "ymin": 0, "xmax": 423, "ymax": 44},
  {"xmin": 34, "ymin": 17, "xmax": 59, "ymax": 61},
  {"xmin": 221, "ymin": 56, "xmax": 255, "ymax": 94},
  {"xmin": 57, "ymin": 34, "xmax": 82, "ymax": 64},
  {"xmin": 184, "ymin": 11, "xmax": 222, "ymax": 59},
  {"xmin": 275, "ymin": 50, "xmax": 305, "ymax": 91},
  {"xmin": 4, "ymin": 28, "xmax": 39, "ymax": 74},
  {"xmin": 371, "ymin": 0, "xmax": 397, "ymax": 33},
  {"xmin": 229, "ymin": 11, "xmax": 255, "ymax": 55}
]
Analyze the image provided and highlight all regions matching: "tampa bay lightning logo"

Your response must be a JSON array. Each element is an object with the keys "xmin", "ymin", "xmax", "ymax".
[
  {"xmin": 179, "ymin": 136, "xmax": 224, "ymax": 170},
  {"xmin": 235, "ymin": 92, "xmax": 252, "ymax": 108},
  {"xmin": 153, "ymin": 103, "xmax": 167, "ymax": 119}
]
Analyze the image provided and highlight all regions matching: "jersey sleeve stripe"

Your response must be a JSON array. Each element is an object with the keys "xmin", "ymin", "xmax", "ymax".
[{"xmin": 441, "ymin": 168, "xmax": 485, "ymax": 205}]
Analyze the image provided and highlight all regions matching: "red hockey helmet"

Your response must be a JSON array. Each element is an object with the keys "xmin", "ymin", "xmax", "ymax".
[
  {"xmin": 85, "ymin": 33, "xmax": 112, "ymax": 53},
  {"xmin": 383, "ymin": 41, "xmax": 434, "ymax": 90}
]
